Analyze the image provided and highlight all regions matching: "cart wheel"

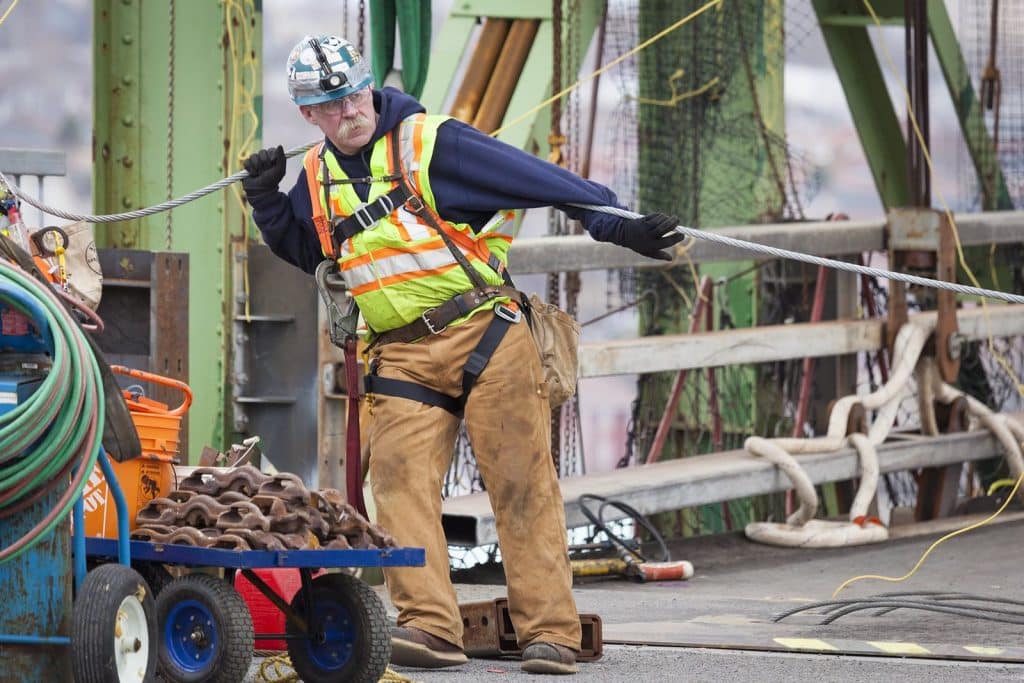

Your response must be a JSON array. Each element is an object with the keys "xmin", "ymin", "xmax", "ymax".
[
  {"xmin": 286, "ymin": 572, "xmax": 391, "ymax": 683},
  {"xmin": 156, "ymin": 573, "xmax": 254, "ymax": 683},
  {"xmin": 71, "ymin": 563, "xmax": 158, "ymax": 683}
]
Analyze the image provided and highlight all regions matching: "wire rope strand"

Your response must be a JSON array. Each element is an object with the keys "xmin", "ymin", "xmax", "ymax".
[
  {"xmin": 0, "ymin": 142, "xmax": 316, "ymax": 224},
  {"xmin": 569, "ymin": 204, "xmax": 1024, "ymax": 305}
]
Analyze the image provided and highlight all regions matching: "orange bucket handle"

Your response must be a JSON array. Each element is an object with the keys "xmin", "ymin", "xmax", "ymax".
[{"xmin": 110, "ymin": 365, "xmax": 193, "ymax": 416}]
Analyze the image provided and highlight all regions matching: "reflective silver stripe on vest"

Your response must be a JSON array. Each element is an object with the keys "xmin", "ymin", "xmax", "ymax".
[{"xmin": 342, "ymin": 243, "xmax": 468, "ymax": 290}]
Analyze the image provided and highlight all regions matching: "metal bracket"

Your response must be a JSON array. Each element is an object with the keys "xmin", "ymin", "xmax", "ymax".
[{"xmin": 885, "ymin": 208, "xmax": 960, "ymax": 381}]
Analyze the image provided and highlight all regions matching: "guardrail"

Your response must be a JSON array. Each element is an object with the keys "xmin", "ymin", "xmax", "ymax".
[
  {"xmin": 0, "ymin": 148, "xmax": 67, "ymax": 227},
  {"xmin": 441, "ymin": 212, "xmax": 1024, "ymax": 547}
]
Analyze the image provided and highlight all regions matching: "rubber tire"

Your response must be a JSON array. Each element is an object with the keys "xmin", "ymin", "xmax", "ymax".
[
  {"xmin": 71, "ymin": 563, "xmax": 158, "ymax": 683},
  {"xmin": 286, "ymin": 572, "xmax": 391, "ymax": 683},
  {"xmin": 155, "ymin": 573, "xmax": 254, "ymax": 683}
]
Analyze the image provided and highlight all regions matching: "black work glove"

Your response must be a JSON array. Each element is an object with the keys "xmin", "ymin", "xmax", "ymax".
[
  {"xmin": 242, "ymin": 145, "xmax": 287, "ymax": 203},
  {"xmin": 607, "ymin": 212, "xmax": 684, "ymax": 261}
]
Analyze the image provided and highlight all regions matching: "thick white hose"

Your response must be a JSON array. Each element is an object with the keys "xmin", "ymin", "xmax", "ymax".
[
  {"xmin": 745, "ymin": 436, "xmax": 819, "ymax": 526},
  {"xmin": 847, "ymin": 433, "xmax": 879, "ymax": 520},
  {"xmin": 747, "ymin": 326, "xmax": 1024, "ymax": 548},
  {"xmin": 744, "ymin": 321, "xmax": 932, "ymax": 524},
  {"xmin": 925, "ymin": 361, "xmax": 1024, "ymax": 503}
]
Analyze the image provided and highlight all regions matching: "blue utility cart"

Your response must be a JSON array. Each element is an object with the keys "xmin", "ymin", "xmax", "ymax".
[{"xmin": 86, "ymin": 536, "xmax": 423, "ymax": 683}]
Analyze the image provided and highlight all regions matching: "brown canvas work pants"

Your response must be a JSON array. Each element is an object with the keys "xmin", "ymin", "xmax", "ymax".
[{"xmin": 367, "ymin": 308, "xmax": 582, "ymax": 652}]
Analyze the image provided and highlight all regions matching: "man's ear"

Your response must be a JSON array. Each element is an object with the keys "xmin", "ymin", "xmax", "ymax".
[{"xmin": 299, "ymin": 105, "xmax": 316, "ymax": 123}]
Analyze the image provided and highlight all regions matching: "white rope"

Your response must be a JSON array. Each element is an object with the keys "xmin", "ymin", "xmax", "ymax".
[
  {"xmin": 743, "ymin": 321, "xmax": 933, "ymax": 547},
  {"xmin": 571, "ymin": 204, "xmax": 1024, "ymax": 306},
  {"xmin": 923, "ymin": 357, "xmax": 1024, "ymax": 504},
  {"xmin": 745, "ymin": 323, "xmax": 1024, "ymax": 548}
]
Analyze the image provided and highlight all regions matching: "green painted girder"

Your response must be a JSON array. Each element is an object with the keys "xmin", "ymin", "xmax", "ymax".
[
  {"xmin": 928, "ymin": 1, "xmax": 1012, "ymax": 210},
  {"xmin": 812, "ymin": 0, "xmax": 911, "ymax": 209},
  {"xmin": 422, "ymin": 1, "xmax": 605, "ymax": 163},
  {"xmin": 93, "ymin": 0, "xmax": 263, "ymax": 459},
  {"xmin": 812, "ymin": 0, "xmax": 1011, "ymax": 210},
  {"xmin": 449, "ymin": 0, "xmax": 555, "ymax": 20}
]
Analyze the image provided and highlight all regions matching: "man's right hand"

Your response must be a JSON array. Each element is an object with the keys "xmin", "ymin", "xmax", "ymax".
[{"xmin": 242, "ymin": 145, "xmax": 287, "ymax": 202}]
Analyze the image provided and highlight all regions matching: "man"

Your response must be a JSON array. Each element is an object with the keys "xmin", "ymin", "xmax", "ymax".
[{"xmin": 243, "ymin": 34, "xmax": 682, "ymax": 675}]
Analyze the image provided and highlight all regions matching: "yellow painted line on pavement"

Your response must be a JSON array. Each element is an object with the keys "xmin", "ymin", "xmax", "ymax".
[
  {"xmin": 867, "ymin": 641, "xmax": 931, "ymax": 655},
  {"xmin": 773, "ymin": 638, "xmax": 838, "ymax": 652},
  {"xmin": 964, "ymin": 645, "xmax": 1005, "ymax": 656}
]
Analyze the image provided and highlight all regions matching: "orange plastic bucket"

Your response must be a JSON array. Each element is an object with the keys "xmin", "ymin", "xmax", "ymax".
[
  {"xmin": 82, "ymin": 366, "xmax": 192, "ymax": 538},
  {"xmin": 81, "ymin": 453, "xmax": 176, "ymax": 538}
]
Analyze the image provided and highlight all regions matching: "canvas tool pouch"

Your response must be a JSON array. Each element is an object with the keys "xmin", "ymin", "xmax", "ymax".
[
  {"xmin": 526, "ymin": 293, "xmax": 580, "ymax": 408},
  {"xmin": 33, "ymin": 221, "xmax": 103, "ymax": 310}
]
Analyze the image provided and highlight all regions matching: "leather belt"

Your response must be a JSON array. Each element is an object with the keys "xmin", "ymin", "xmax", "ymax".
[{"xmin": 371, "ymin": 286, "xmax": 523, "ymax": 347}]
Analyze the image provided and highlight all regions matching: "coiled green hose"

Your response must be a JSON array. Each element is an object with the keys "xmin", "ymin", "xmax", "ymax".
[{"xmin": 0, "ymin": 257, "xmax": 104, "ymax": 563}]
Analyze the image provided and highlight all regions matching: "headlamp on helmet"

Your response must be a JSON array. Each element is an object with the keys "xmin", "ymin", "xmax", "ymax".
[
  {"xmin": 309, "ymin": 38, "xmax": 349, "ymax": 93},
  {"xmin": 286, "ymin": 35, "xmax": 373, "ymax": 106}
]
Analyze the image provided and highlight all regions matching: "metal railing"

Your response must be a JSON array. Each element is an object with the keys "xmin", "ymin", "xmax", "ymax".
[{"xmin": 0, "ymin": 148, "xmax": 67, "ymax": 228}]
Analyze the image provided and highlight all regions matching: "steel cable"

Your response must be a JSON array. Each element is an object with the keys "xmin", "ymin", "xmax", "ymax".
[
  {"xmin": 0, "ymin": 141, "xmax": 316, "ymax": 224},
  {"xmin": 571, "ymin": 204, "xmax": 1024, "ymax": 305},
  {"xmin": 2, "ymin": 159, "xmax": 1024, "ymax": 306}
]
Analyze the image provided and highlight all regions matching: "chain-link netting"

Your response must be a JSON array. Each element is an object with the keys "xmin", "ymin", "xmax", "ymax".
[{"xmin": 444, "ymin": 1, "xmax": 1024, "ymax": 553}]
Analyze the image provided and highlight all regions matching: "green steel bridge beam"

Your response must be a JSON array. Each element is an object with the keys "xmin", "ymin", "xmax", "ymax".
[
  {"xmin": 93, "ymin": 0, "xmax": 262, "ymax": 458},
  {"xmin": 421, "ymin": 0, "xmax": 605, "ymax": 165},
  {"xmin": 813, "ymin": 0, "xmax": 1012, "ymax": 211}
]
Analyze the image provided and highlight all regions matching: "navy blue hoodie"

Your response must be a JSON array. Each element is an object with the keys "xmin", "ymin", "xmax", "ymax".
[{"xmin": 250, "ymin": 87, "xmax": 627, "ymax": 275}]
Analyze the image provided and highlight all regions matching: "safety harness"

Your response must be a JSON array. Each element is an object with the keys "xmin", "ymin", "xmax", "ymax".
[{"xmin": 312, "ymin": 122, "xmax": 526, "ymax": 419}]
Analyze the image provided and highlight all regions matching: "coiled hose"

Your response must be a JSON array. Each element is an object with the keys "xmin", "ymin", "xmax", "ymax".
[{"xmin": 0, "ymin": 257, "xmax": 104, "ymax": 564}]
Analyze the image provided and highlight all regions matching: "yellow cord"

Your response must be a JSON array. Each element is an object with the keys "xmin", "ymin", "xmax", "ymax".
[
  {"xmin": 833, "ymin": 470, "xmax": 1024, "ymax": 598},
  {"xmin": 0, "ymin": 0, "xmax": 19, "ymax": 28},
  {"xmin": 491, "ymin": 0, "xmax": 724, "ymax": 138},
  {"xmin": 832, "ymin": 0, "xmax": 1024, "ymax": 601},
  {"xmin": 255, "ymin": 653, "xmax": 416, "ymax": 683},
  {"xmin": 633, "ymin": 71, "xmax": 720, "ymax": 107},
  {"xmin": 861, "ymin": 0, "xmax": 1024, "ymax": 401},
  {"xmin": 224, "ymin": 0, "xmax": 260, "ymax": 323},
  {"xmin": 986, "ymin": 477, "xmax": 1017, "ymax": 497}
]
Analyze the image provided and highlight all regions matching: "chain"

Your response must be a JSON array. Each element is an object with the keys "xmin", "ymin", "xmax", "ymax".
[
  {"xmin": 357, "ymin": 0, "xmax": 366, "ymax": 54},
  {"xmin": 165, "ymin": 0, "xmax": 176, "ymax": 250},
  {"xmin": 341, "ymin": 0, "xmax": 348, "ymax": 38}
]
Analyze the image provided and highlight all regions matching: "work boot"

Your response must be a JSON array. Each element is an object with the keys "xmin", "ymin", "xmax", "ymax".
[
  {"xmin": 521, "ymin": 642, "xmax": 578, "ymax": 675},
  {"xmin": 390, "ymin": 626, "xmax": 468, "ymax": 669}
]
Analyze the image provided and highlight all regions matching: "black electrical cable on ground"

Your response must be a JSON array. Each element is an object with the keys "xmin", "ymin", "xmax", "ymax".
[
  {"xmin": 774, "ymin": 592, "xmax": 1024, "ymax": 626},
  {"xmin": 577, "ymin": 493, "xmax": 671, "ymax": 563}
]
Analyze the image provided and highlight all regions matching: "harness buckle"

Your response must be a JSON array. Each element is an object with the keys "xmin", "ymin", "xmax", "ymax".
[
  {"xmin": 377, "ymin": 193, "xmax": 395, "ymax": 216},
  {"xmin": 353, "ymin": 204, "xmax": 377, "ymax": 231},
  {"xmin": 422, "ymin": 308, "xmax": 447, "ymax": 335},
  {"xmin": 404, "ymin": 194, "xmax": 426, "ymax": 214},
  {"xmin": 494, "ymin": 303, "xmax": 522, "ymax": 324}
]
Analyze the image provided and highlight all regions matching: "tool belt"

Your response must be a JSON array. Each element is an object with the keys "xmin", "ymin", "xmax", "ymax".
[{"xmin": 370, "ymin": 285, "xmax": 524, "ymax": 347}]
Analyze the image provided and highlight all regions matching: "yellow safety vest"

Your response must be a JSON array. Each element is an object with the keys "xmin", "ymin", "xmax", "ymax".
[{"xmin": 303, "ymin": 113, "xmax": 515, "ymax": 333}]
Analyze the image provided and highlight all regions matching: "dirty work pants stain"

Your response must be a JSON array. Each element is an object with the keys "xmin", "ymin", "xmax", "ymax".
[{"xmin": 368, "ymin": 309, "xmax": 581, "ymax": 652}]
